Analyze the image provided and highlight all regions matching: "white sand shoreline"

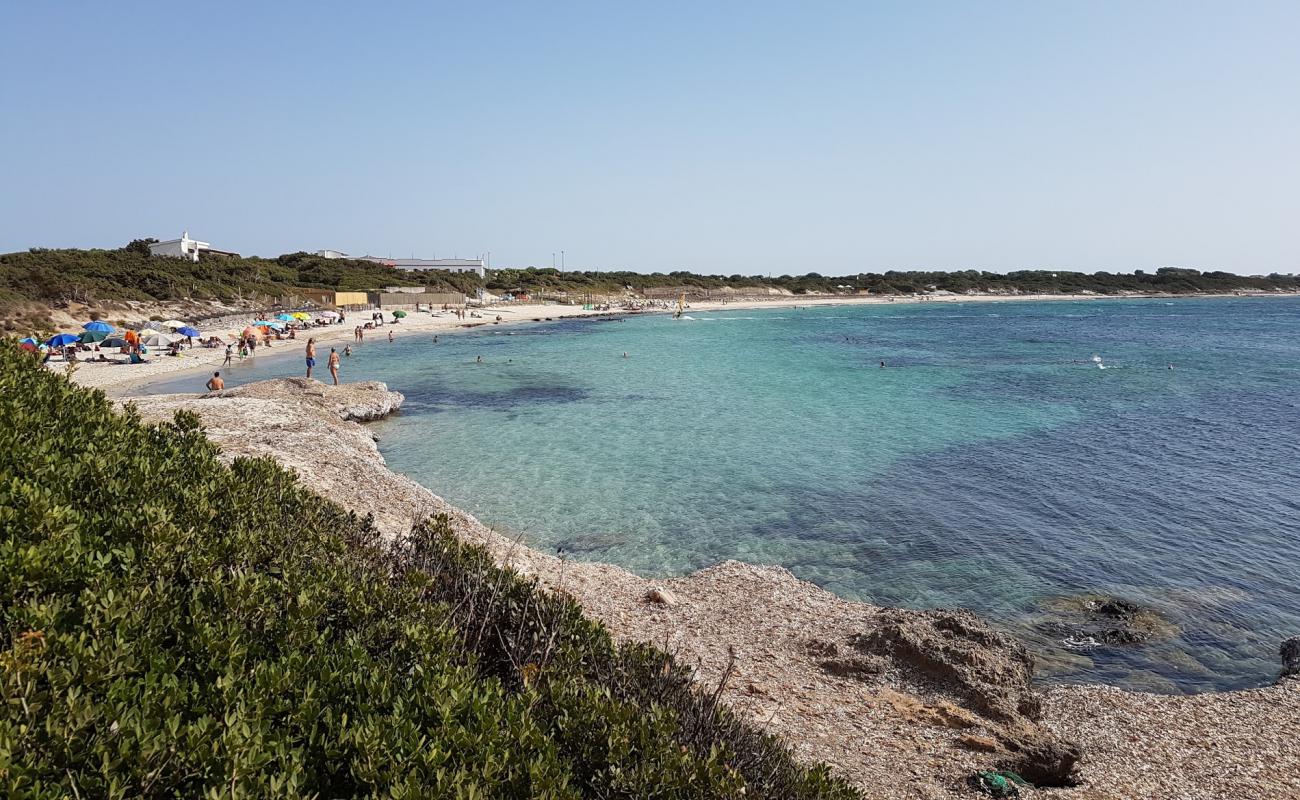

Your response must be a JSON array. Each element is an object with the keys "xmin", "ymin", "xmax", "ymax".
[{"xmin": 69, "ymin": 290, "xmax": 1295, "ymax": 395}]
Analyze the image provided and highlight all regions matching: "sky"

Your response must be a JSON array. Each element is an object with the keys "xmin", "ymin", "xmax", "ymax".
[{"xmin": 2, "ymin": 1, "xmax": 1297, "ymax": 276}]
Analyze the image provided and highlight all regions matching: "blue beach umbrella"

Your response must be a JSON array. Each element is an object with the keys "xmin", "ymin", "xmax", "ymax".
[
  {"xmin": 276, "ymin": 313, "xmax": 297, "ymax": 322},
  {"xmin": 46, "ymin": 333, "xmax": 81, "ymax": 347},
  {"xmin": 82, "ymin": 320, "xmax": 114, "ymax": 332},
  {"xmin": 176, "ymin": 326, "xmax": 201, "ymax": 337}
]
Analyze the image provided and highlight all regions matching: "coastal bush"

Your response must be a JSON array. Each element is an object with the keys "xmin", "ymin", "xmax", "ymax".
[
  {"xmin": 0, "ymin": 244, "xmax": 480, "ymax": 320},
  {"xmin": 0, "ymin": 341, "xmax": 860, "ymax": 799}
]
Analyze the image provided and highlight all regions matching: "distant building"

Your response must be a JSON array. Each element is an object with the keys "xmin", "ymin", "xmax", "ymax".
[
  {"xmin": 316, "ymin": 248, "xmax": 486, "ymax": 278},
  {"xmin": 149, "ymin": 231, "xmax": 239, "ymax": 262}
]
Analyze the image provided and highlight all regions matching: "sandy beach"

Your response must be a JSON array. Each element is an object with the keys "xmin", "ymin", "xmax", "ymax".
[{"xmin": 66, "ymin": 291, "xmax": 1278, "ymax": 395}]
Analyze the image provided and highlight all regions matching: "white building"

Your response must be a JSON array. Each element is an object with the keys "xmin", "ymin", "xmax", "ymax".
[
  {"xmin": 149, "ymin": 231, "xmax": 238, "ymax": 262},
  {"xmin": 316, "ymin": 249, "xmax": 486, "ymax": 278}
]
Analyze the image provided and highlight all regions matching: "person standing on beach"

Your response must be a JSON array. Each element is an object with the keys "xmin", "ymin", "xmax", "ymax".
[
  {"xmin": 388, "ymin": 330, "xmax": 394, "ymax": 343},
  {"xmin": 205, "ymin": 372, "xmax": 224, "ymax": 392},
  {"xmin": 223, "ymin": 345, "xmax": 232, "ymax": 366},
  {"xmin": 305, "ymin": 338, "xmax": 316, "ymax": 378},
  {"xmin": 328, "ymin": 348, "xmax": 340, "ymax": 385}
]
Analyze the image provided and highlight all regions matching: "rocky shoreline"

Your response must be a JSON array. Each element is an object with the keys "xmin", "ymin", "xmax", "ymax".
[{"xmin": 128, "ymin": 379, "xmax": 1300, "ymax": 799}]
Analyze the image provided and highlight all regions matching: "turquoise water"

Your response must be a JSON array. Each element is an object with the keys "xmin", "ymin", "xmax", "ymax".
[{"xmin": 138, "ymin": 297, "xmax": 1300, "ymax": 692}]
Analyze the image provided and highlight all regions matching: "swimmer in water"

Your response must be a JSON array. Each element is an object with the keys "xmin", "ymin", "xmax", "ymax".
[
  {"xmin": 880, "ymin": 361, "xmax": 886, "ymax": 368},
  {"xmin": 476, "ymin": 355, "xmax": 482, "ymax": 364}
]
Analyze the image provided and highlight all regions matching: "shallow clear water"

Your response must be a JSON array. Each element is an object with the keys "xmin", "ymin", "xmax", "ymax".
[{"xmin": 138, "ymin": 298, "xmax": 1300, "ymax": 692}]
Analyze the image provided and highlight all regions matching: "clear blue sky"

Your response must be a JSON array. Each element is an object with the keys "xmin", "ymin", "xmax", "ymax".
[{"xmin": 3, "ymin": 1, "xmax": 1297, "ymax": 275}]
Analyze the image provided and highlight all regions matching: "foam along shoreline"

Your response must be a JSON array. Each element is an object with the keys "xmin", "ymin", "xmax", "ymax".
[
  {"xmin": 126, "ymin": 377, "xmax": 1300, "ymax": 800},
  {"xmin": 65, "ymin": 291, "xmax": 1293, "ymax": 395}
]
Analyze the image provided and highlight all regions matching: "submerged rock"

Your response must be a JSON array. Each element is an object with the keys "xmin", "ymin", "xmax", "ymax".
[
  {"xmin": 1281, "ymin": 636, "xmax": 1300, "ymax": 681},
  {"xmin": 1038, "ymin": 595, "xmax": 1172, "ymax": 648}
]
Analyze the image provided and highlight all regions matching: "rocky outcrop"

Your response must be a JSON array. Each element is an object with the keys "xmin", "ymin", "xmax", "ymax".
[
  {"xmin": 838, "ymin": 608, "xmax": 1080, "ymax": 787},
  {"xmin": 212, "ymin": 377, "xmax": 403, "ymax": 421},
  {"xmin": 849, "ymin": 608, "xmax": 1041, "ymax": 723}
]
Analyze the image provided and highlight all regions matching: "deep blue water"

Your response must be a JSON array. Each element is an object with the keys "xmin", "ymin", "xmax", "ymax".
[{"xmin": 137, "ymin": 297, "xmax": 1300, "ymax": 692}]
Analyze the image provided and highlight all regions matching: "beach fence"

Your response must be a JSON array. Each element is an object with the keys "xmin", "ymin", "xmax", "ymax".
[{"xmin": 376, "ymin": 292, "xmax": 466, "ymax": 309}]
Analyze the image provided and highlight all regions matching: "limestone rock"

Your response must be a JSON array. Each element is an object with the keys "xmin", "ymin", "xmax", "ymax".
[
  {"xmin": 645, "ymin": 587, "xmax": 678, "ymax": 606},
  {"xmin": 849, "ymin": 607, "xmax": 1041, "ymax": 723},
  {"xmin": 213, "ymin": 377, "xmax": 404, "ymax": 421}
]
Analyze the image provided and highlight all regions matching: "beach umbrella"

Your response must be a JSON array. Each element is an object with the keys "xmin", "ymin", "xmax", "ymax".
[
  {"xmin": 392, "ymin": 310, "xmax": 407, "ymax": 318},
  {"xmin": 318, "ymin": 310, "xmax": 340, "ymax": 319},
  {"xmin": 276, "ymin": 313, "xmax": 298, "ymax": 322},
  {"xmin": 161, "ymin": 319, "xmax": 188, "ymax": 329},
  {"xmin": 18, "ymin": 336, "xmax": 41, "ymax": 352},
  {"xmin": 142, "ymin": 331, "xmax": 181, "ymax": 347},
  {"xmin": 46, "ymin": 333, "xmax": 81, "ymax": 347},
  {"xmin": 241, "ymin": 326, "xmax": 263, "ymax": 339},
  {"xmin": 291, "ymin": 312, "xmax": 311, "ymax": 320},
  {"xmin": 176, "ymin": 326, "xmax": 201, "ymax": 338},
  {"xmin": 82, "ymin": 320, "xmax": 114, "ymax": 332},
  {"xmin": 80, "ymin": 329, "xmax": 111, "ymax": 343},
  {"xmin": 102, "ymin": 336, "xmax": 130, "ymax": 348}
]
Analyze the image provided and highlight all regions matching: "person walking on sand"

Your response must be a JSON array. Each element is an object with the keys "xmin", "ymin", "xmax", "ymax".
[
  {"xmin": 305, "ymin": 338, "xmax": 317, "ymax": 378},
  {"xmin": 205, "ymin": 371, "xmax": 224, "ymax": 392},
  {"xmin": 387, "ymin": 330, "xmax": 394, "ymax": 343},
  {"xmin": 328, "ymin": 347, "xmax": 340, "ymax": 385},
  {"xmin": 223, "ymin": 345, "xmax": 233, "ymax": 366}
]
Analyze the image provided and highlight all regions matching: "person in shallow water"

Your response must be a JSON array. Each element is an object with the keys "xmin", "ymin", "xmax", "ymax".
[
  {"xmin": 328, "ymin": 347, "xmax": 340, "ymax": 385},
  {"xmin": 305, "ymin": 338, "xmax": 316, "ymax": 378},
  {"xmin": 476, "ymin": 355, "xmax": 482, "ymax": 363},
  {"xmin": 205, "ymin": 371, "xmax": 224, "ymax": 391}
]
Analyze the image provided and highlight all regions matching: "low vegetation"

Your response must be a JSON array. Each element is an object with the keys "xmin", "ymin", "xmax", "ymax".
[
  {"xmin": 4, "ymin": 242, "xmax": 1295, "ymax": 332},
  {"xmin": 488, "ymin": 265, "xmax": 1300, "ymax": 297},
  {"xmin": 0, "ymin": 243, "xmax": 483, "ymax": 330},
  {"xmin": 0, "ymin": 341, "xmax": 859, "ymax": 799}
]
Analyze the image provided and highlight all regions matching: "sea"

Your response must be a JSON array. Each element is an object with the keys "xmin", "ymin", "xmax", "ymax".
[{"xmin": 135, "ymin": 297, "xmax": 1300, "ymax": 693}]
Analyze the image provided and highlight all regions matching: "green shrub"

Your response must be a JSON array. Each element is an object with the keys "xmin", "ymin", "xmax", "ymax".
[{"xmin": 0, "ymin": 341, "xmax": 860, "ymax": 799}]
